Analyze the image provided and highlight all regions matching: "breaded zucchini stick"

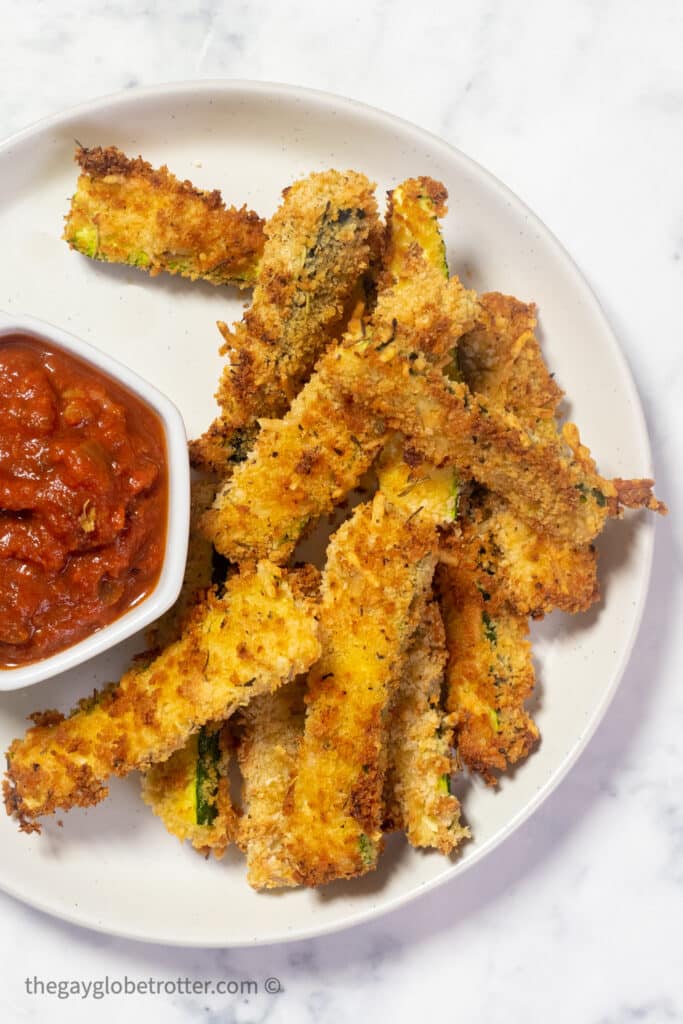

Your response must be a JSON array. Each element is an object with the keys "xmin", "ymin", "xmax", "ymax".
[
  {"xmin": 346, "ymin": 213, "xmax": 664, "ymax": 544},
  {"xmin": 190, "ymin": 169, "xmax": 380, "ymax": 473},
  {"xmin": 64, "ymin": 146, "xmax": 264, "ymax": 286},
  {"xmin": 463, "ymin": 494, "xmax": 599, "ymax": 618},
  {"xmin": 201, "ymin": 316, "xmax": 387, "ymax": 566},
  {"xmin": 236, "ymin": 680, "xmax": 307, "ymax": 889},
  {"xmin": 141, "ymin": 721, "xmax": 238, "ymax": 858},
  {"xmin": 376, "ymin": 432, "xmax": 466, "ymax": 852},
  {"xmin": 4, "ymin": 563, "xmax": 320, "ymax": 830},
  {"xmin": 459, "ymin": 292, "xmax": 563, "ymax": 438},
  {"xmin": 374, "ymin": 178, "xmax": 462, "ymax": 526},
  {"xmin": 378, "ymin": 184, "xmax": 537, "ymax": 789},
  {"xmin": 383, "ymin": 177, "xmax": 449, "ymax": 281},
  {"xmin": 281, "ymin": 495, "xmax": 438, "ymax": 887},
  {"xmin": 436, "ymin": 557, "xmax": 539, "ymax": 784},
  {"xmin": 457, "ymin": 292, "xmax": 598, "ymax": 615},
  {"xmin": 203, "ymin": 181, "xmax": 478, "ymax": 563},
  {"xmin": 376, "ymin": 437, "xmax": 466, "ymax": 851},
  {"xmin": 343, "ymin": 342, "xmax": 662, "ymax": 546},
  {"xmin": 376, "ymin": 432, "xmax": 458, "ymax": 524},
  {"xmin": 456, "ymin": 293, "xmax": 666, "ymax": 610},
  {"xmin": 143, "ymin": 477, "xmax": 240, "ymax": 857},
  {"xmin": 145, "ymin": 566, "xmax": 319, "ymax": 863},
  {"xmin": 383, "ymin": 601, "xmax": 468, "ymax": 853}
]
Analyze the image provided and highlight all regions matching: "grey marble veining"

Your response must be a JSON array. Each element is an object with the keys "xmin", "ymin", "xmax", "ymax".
[{"xmin": 0, "ymin": 1, "xmax": 682, "ymax": 1022}]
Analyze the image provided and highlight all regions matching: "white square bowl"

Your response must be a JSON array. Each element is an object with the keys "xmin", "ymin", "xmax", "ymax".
[{"xmin": 0, "ymin": 309, "xmax": 190, "ymax": 691}]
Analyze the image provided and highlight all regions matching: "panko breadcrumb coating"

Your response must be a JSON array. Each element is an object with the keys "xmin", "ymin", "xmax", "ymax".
[
  {"xmin": 142, "ymin": 478, "xmax": 240, "ymax": 856},
  {"xmin": 141, "ymin": 721, "xmax": 238, "ymax": 858},
  {"xmin": 203, "ymin": 188, "xmax": 478, "ymax": 564},
  {"xmin": 463, "ymin": 495, "xmax": 599, "ymax": 618},
  {"xmin": 437, "ymin": 553, "xmax": 539, "ymax": 785},
  {"xmin": 459, "ymin": 292, "xmax": 563, "ymax": 438},
  {"xmin": 5, "ymin": 156, "xmax": 666, "ymax": 894},
  {"xmin": 457, "ymin": 292, "xmax": 598, "ymax": 616},
  {"xmin": 343, "ymin": 342, "xmax": 664, "ymax": 545},
  {"xmin": 279, "ymin": 495, "xmax": 438, "ymax": 888},
  {"xmin": 236, "ymin": 681, "xmax": 307, "ymax": 889},
  {"xmin": 64, "ymin": 145, "xmax": 264, "ymax": 286},
  {"xmin": 142, "ymin": 565, "xmax": 322, "ymax": 861},
  {"xmin": 190, "ymin": 169, "xmax": 381, "ymax": 473},
  {"xmin": 4, "ymin": 563, "xmax": 320, "ymax": 830},
  {"xmin": 455, "ymin": 293, "xmax": 666, "ymax": 615},
  {"xmin": 384, "ymin": 601, "xmax": 467, "ymax": 853}
]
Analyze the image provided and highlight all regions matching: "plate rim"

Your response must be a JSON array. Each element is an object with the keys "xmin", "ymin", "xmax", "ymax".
[{"xmin": 0, "ymin": 78, "xmax": 656, "ymax": 947}]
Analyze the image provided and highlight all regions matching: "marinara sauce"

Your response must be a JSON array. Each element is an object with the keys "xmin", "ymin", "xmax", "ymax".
[{"xmin": 0, "ymin": 334, "xmax": 168, "ymax": 668}]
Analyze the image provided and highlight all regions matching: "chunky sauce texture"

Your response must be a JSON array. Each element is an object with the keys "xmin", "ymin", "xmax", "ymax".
[{"xmin": 0, "ymin": 334, "xmax": 168, "ymax": 667}]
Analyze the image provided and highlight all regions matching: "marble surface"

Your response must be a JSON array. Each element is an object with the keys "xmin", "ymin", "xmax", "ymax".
[{"xmin": 1, "ymin": 1, "xmax": 681, "ymax": 1021}]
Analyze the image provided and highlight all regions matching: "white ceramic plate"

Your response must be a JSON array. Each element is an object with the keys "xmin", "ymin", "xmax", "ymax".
[{"xmin": 0, "ymin": 81, "xmax": 655, "ymax": 947}]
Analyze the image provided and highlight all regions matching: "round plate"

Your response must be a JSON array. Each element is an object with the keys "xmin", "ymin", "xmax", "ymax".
[{"xmin": 0, "ymin": 81, "xmax": 655, "ymax": 946}]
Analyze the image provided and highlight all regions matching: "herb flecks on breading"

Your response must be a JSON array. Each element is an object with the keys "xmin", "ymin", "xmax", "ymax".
[{"xmin": 64, "ymin": 145, "xmax": 264, "ymax": 287}]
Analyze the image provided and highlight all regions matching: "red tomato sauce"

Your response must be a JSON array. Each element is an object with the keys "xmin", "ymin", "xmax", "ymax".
[{"xmin": 0, "ymin": 334, "xmax": 168, "ymax": 668}]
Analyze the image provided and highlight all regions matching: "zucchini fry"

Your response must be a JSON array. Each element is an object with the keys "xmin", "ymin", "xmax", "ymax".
[
  {"xmin": 459, "ymin": 293, "xmax": 563, "ymax": 437},
  {"xmin": 377, "ymin": 432, "xmax": 459, "ymax": 525},
  {"xmin": 463, "ymin": 495, "xmax": 599, "ymax": 618},
  {"xmin": 203, "ymin": 181, "xmax": 478, "ymax": 564},
  {"xmin": 383, "ymin": 601, "xmax": 467, "ymax": 853},
  {"xmin": 456, "ymin": 294, "xmax": 666, "ymax": 612},
  {"xmin": 236, "ymin": 680, "xmax": 307, "ymax": 889},
  {"xmin": 383, "ymin": 177, "xmax": 449, "ymax": 281},
  {"xmin": 282, "ymin": 494, "xmax": 438, "ymax": 887},
  {"xmin": 64, "ymin": 146, "xmax": 264, "ymax": 286},
  {"xmin": 374, "ymin": 177, "xmax": 462, "ymax": 528},
  {"xmin": 143, "ymin": 478, "xmax": 242, "ymax": 857},
  {"xmin": 190, "ymin": 169, "xmax": 381, "ymax": 473},
  {"xmin": 141, "ymin": 721, "xmax": 238, "ymax": 858},
  {"xmin": 343, "ymin": 343, "xmax": 662, "ymax": 546},
  {"xmin": 376, "ymin": 181, "xmax": 536, "ymax": 791},
  {"xmin": 4, "ymin": 563, "xmax": 320, "ymax": 830},
  {"xmin": 436, "ymin": 556, "xmax": 539, "ymax": 784},
  {"xmin": 457, "ymin": 292, "xmax": 598, "ymax": 615},
  {"xmin": 376, "ymin": 181, "xmax": 465, "ymax": 851}
]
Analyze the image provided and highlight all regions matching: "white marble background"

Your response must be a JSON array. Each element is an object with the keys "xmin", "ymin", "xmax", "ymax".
[{"xmin": 1, "ymin": 1, "xmax": 682, "ymax": 1021}]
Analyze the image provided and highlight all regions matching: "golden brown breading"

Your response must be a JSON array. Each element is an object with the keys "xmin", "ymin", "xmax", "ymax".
[
  {"xmin": 461, "ymin": 496, "xmax": 598, "ymax": 618},
  {"xmin": 378, "ymin": 202, "xmax": 540, "ymax": 786},
  {"xmin": 141, "ymin": 722, "xmax": 238, "ymax": 858},
  {"xmin": 456, "ymin": 293, "xmax": 599, "ymax": 613},
  {"xmin": 142, "ymin": 522, "xmax": 319, "ymax": 863},
  {"xmin": 459, "ymin": 293, "xmax": 563, "ymax": 437},
  {"xmin": 383, "ymin": 601, "xmax": 468, "ymax": 853},
  {"xmin": 457, "ymin": 292, "xmax": 665, "ymax": 609},
  {"xmin": 63, "ymin": 145, "xmax": 264, "ymax": 286},
  {"xmin": 278, "ymin": 495, "xmax": 438, "ymax": 888},
  {"xmin": 459, "ymin": 292, "xmax": 597, "ymax": 612},
  {"xmin": 343, "ymin": 342, "xmax": 663, "ymax": 545},
  {"xmin": 236, "ymin": 680, "xmax": 307, "ymax": 889},
  {"xmin": 376, "ymin": 432, "xmax": 459, "ymax": 525},
  {"xmin": 4, "ymin": 563, "xmax": 320, "ymax": 829},
  {"xmin": 382, "ymin": 176, "xmax": 449, "ymax": 283},
  {"xmin": 190, "ymin": 170, "xmax": 381, "ymax": 473},
  {"xmin": 611, "ymin": 476, "xmax": 667, "ymax": 514},
  {"xmin": 436, "ymin": 556, "xmax": 539, "ymax": 785},
  {"xmin": 202, "ymin": 248, "xmax": 478, "ymax": 565},
  {"xmin": 142, "ymin": 478, "xmax": 239, "ymax": 857}
]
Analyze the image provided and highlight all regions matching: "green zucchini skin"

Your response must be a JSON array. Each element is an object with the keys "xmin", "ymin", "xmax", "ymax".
[{"xmin": 195, "ymin": 725, "xmax": 222, "ymax": 826}]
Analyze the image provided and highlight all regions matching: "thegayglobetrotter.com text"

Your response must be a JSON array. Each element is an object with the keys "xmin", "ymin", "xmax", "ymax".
[{"xmin": 24, "ymin": 975, "xmax": 283, "ymax": 1000}]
